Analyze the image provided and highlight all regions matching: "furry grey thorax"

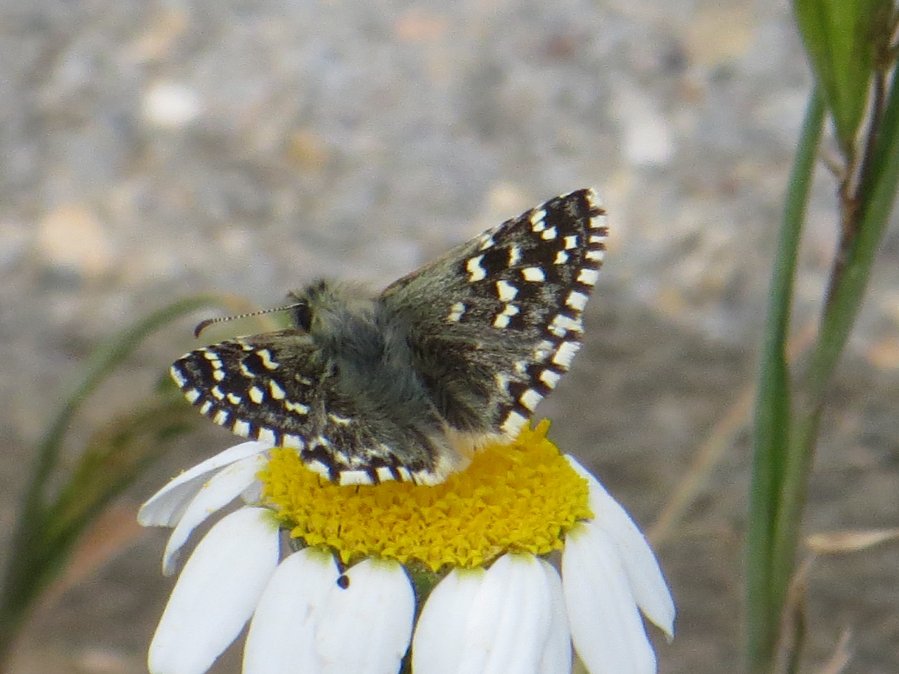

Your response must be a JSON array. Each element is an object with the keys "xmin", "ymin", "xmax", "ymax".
[{"xmin": 290, "ymin": 279, "xmax": 439, "ymax": 430}]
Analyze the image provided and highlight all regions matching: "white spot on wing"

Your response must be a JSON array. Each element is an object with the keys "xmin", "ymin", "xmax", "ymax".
[
  {"xmin": 586, "ymin": 250, "xmax": 604, "ymax": 262},
  {"xmin": 171, "ymin": 367, "xmax": 187, "ymax": 387},
  {"xmin": 496, "ymin": 280, "xmax": 518, "ymax": 302},
  {"xmin": 566, "ymin": 291, "xmax": 589, "ymax": 311},
  {"xmin": 376, "ymin": 466, "xmax": 395, "ymax": 482},
  {"xmin": 285, "ymin": 400, "xmax": 310, "ymax": 415},
  {"xmin": 447, "ymin": 302, "xmax": 466, "ymax": 323},
  {"xmin": 339, "ymin": 470, "xmax": 374, "ymax": 486},
  {"xmin": 534, "ymin": 339, "xmax": 555, "ymax": 360},
  {"xmin": 554, "ymin": 250, "xmax": 569, "ymax": 265},
  {"xmin": 501, "ymin": 410, "xmax": 528, "ymax": 436},
  {"xmin": 564, "ymin": 235, "xmax": 579, "ymax": 250},
  {"xmin": 549, "ymin": 314, "xmax": 582, "ymax": 337},
  {"xmin": 466, "ymin": 255, "xmax": 486, "ymax": 282},
  {"xmin": 257, "ymin": 427, "xmax": 277, "ymax": 446},
  {"xmin": 530, "ymin": 208, "xmax": 547, "ymax": 231},
  {"xmin": 577, "ymin": 268, "xmax": 600, "ymax": 286},
  {"xmin": 248, "ymin": 386, "xmax": 264, "ymax": 404},
  {"xmin": 520, "ymin": 388, "xmax": 543, "ymax": 411},
  {"xmin": 233, "ymin": 420, "xmax": 251, "ymax": 437},
  {"xmin": 521, "ymin": 267, "xmax": 545, "ymax": 282},
  {"xmin": 269, "ymin": 380, "xmax": 286, "ymax": 399},
  {"xmin": 305, "ymin": 460, "xmax": 331, "ymax": 479},
  {"xmin": 213, "ymin": 409, "xmax": 229, "ymax": 425},
  {"xmin": 552, "ymin": 341, "xmax": 579, "ymax": 368},
  {"xmin": 412, "ymin": 470, "xmax": 442, "ymax": 486},
  {"xmin": 283, "ymin": 433, "xmax": 305, "ymax": 449},
  {"xmin": 227, "ymin": 393, "xmax": 241, "ymax": 405},
  {"xmin": 492, "ymin": 304, "xmax": 520, "ymax": 328},
  {"xmin": 540, "ymin": 369, "xmax": 561, "ymax": 388},
  {"xmin": 540, "ymin": 226, "xmax": 557, "ymax": 240},
  {"xmin": 185, "ymin": 388, "xmax": 200, "ymax": 403},
  {"xmin": 508, "ymin": 245, "xmax": 521, "ymax": 266},
  {"xmin": 199, "ymin": 401, "xmax": 212, "ymax": 415},
  {"xmin": 258, "ymin": 349, "xmax": 279, "ymax": 370}
]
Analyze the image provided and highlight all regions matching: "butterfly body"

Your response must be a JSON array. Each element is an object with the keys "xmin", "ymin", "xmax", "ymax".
[{"xmin": 172, "ymin": 188, "xmax": 607, "ymax": 485}]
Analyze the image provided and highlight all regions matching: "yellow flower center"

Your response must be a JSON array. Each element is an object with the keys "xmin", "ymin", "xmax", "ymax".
[{"xmin": 259, "ymin": 420, "xmax": 592, "ymax": 571}]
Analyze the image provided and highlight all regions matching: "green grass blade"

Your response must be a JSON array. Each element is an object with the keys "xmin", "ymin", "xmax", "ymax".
[
  {"xmin": 30, "ymin": 295, "xmax": 219, "ymax": 499},
  {"xmin": 768, "ymin": 63, "xmax": 899, "ymax": 636},
  {"xmin": 746, "ymin": 89, "xmax": 825, "ymax": 673}
]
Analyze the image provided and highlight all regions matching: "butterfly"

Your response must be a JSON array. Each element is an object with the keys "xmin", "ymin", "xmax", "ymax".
[{"xmin": 171, "ymin": 188, "xmax": 607, "ymax": 485}]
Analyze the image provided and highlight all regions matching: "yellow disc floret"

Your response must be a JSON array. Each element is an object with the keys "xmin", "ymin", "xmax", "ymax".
[{"xmin": 259, "ymin": 420, "xmax": 592, "ymax": 571}]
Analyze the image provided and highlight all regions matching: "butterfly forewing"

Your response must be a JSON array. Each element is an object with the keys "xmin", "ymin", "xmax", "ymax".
[
  {"xmin": 380, "ymin": 188, "xmax": 607, "ymax": 439},
  {"xmin": 172, "ymin": 188, "xmax": 607, "ymax": 485}
]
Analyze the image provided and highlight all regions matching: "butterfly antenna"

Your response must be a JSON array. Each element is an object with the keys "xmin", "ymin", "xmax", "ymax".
[{"xmin": 193, "ymin": 302, "xmax": 303, "ymax": 338}]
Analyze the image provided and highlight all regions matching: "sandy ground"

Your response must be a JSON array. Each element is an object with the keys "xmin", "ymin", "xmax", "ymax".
[{"xmin": 1, "ymin": 1, "xmax": 897, "ymax": 672}]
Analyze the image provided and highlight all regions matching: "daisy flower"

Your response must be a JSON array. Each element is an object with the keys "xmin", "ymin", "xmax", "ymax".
[{"xmin": 139, "ymin": 421, "xmax": 674, "ymax": 674}]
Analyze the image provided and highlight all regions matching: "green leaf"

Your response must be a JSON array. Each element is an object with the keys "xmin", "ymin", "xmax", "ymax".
[{"xmin": 793, "ymin": 0, "xmax": 890, "ymax": 152}]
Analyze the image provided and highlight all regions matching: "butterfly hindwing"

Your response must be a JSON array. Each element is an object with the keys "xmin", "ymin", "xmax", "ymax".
[{"xmin": 171, "ymin": 330, "xmax": 448, "ymax": 484}]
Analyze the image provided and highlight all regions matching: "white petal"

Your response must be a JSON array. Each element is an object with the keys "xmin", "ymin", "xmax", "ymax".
[
  {"xmin": 148, "ymin": 507, "xmax": 280, "ymax": 674},
  {"xmin": 139, "ymin": 441, "xmax": 270, "ymax": 527},
  {"xmin": 413, "ymin": 554, "xmax": 552, "ymax": 674},
  {"xmin": 478, "ymin": 555, "xmax": 552, "ymax": 673},
  {"xmin": 566, "ymin": 455, "xmax": 675, "ymax": 637},
  {"xmin": 563, "ymin": 524, "xmax": 656, "ymax": 674},
  {"xmin": 412, "ymin": 567, "xmax": 485, "ymax": 673},
  {"xmin": 537, "ymin": 559, "xmax": 572, "ymax": 674},
  {"xmin": 314, "ymin": 558, "xmax": 415, "ymax": 674},
  {"xmin": 162, "ymin": 453, "xmax": 268, "ymax": 576},
  {"xmin": 244, "ymin": 548, "xmax": 338, "ymax": 674}
]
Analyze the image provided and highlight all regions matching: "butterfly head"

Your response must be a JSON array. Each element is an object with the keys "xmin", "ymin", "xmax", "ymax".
[{"xmin": 288, "ymin": 280, "xmax": 379, "ymax": 344}]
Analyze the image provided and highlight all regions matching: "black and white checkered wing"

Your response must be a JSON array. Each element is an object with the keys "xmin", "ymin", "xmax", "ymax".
[
  {"xmin": 379, "ymin": 188, "xmax": 607, "ymax": 439},
  {"xmin": 171, "ymin": 331, "xmax": 439, "ymax": 484}
]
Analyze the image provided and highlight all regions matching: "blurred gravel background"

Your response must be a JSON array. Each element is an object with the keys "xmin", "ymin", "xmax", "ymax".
[{"xmin": 1, "ymin": 1, "xmax": 897, "ymax": 672}]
